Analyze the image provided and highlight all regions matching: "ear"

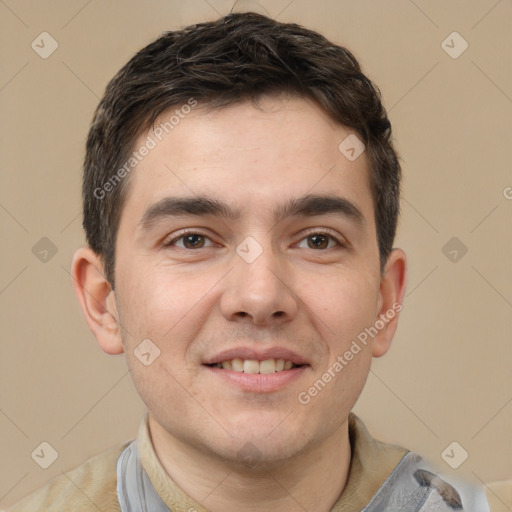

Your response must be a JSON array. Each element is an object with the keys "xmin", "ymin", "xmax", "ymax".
[
  {"xmin": 372, "ymin": 248, "xmax": 407, "ymax": 358},
  {"xmin": 71, "ymin": 247, "xmax": 124, "ymax": 355}
]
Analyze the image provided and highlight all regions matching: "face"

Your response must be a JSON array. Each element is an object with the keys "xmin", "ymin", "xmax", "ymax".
[{"xmin": 95, "ymin": 95, "xmax": 403, "ymax": 466}]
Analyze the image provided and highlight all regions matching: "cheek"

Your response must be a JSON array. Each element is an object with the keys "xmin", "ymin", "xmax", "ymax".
[
  {"xmin": 114, "ymin": 262, "xmax": 224, "ymax": 379},
  {"xmin": 299, "ymin": 267, "xmax": 379, "ymax": 348},
  {"xmin": 115, "ymin": 268, "xmax": 201, "ymax": 417},
  {"xmin": 115, "ymin": 262, "xmax": 197, "ymax": 341}
]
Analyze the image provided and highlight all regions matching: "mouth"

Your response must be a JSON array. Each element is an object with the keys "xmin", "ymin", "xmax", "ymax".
[
  {"xmin": 206, "ymin": 358, "xmax": 304, "ymax": 374},
  {"xmin": 203, "ymin": 349, "xmax": 310, "ymax": 392}
]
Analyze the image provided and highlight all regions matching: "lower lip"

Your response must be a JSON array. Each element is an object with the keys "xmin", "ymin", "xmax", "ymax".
[{"xmin": 204, "ymin": 365, "xmax": 308, "ymax": 392}]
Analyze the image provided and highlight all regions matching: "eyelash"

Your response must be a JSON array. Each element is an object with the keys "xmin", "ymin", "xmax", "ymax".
[{"xmin": 164, "ymin": 228, "xmax": 346, "ymax": 250}]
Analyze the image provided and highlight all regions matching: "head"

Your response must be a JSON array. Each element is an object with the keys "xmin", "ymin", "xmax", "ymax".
[{"xmin": 72, "ymin": 12, "xmax": 406, "ymax": 468}]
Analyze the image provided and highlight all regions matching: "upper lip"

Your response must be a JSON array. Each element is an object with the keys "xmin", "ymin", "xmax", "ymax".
[{"xmin": 203, "ymin": 347, "xmax": 309, "ymax": 366}]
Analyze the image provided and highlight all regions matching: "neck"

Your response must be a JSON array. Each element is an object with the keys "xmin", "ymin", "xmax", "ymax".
[{"xmin": 148, "ymin": 418, "xmax": 352, "ymax": 512}]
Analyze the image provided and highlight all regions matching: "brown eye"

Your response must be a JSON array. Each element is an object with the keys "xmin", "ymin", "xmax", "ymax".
[
  {"xmin": 307, "ymin": 234, "xmax": 329, "ymax": 249},
  {"xmin": 182, "ymin": 234, "xmax": 205, "ymax": 249}
]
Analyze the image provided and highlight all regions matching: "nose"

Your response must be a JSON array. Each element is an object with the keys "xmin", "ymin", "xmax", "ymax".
[{"xmin": 220, "ymin": 243, "xmax": 298, "ymax": 326}]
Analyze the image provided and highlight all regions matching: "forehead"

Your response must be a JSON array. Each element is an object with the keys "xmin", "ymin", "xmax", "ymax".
[{"xmin": 121, "ymin": 95, "xmax": 373, "ymax": 224}]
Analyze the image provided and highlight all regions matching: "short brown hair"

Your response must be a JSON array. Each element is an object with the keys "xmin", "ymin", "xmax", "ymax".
[{"xmin": 83, "ymin": 12, "xmax": 401, "ymax": 287}]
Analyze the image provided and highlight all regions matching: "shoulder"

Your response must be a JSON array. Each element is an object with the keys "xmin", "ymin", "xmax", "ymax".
[{"xmin": 6, "ymin": 441, "xmax": 130, "ymax": 512}]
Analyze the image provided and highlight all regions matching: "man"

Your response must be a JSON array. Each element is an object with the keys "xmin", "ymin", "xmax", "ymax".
[{"xmin": 8, "ymin": 12, "xmax": 496, "ymax": 512}]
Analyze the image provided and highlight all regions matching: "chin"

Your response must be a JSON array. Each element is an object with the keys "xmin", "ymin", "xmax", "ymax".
[
  {"xmin": 212, "ymin": 438, "xmax": 306, "ymax": 473},
  {"xmin": 213, "ymin": 420, "xmax": 313, "ymax": 467}
]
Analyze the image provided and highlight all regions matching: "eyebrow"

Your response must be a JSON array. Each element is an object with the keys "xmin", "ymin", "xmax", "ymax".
[{"xmin": 139, "ymin": 193, "xmax": 365, "ymax": 230}]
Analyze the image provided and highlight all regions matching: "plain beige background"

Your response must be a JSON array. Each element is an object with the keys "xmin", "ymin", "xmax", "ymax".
[{"xmin": 1, "ymin": 0, "xmax": 511, "ymax": 508}]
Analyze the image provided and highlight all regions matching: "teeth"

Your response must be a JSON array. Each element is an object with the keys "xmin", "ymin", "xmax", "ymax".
[
  {"xmin": 213, "ymin": 358, "xmax": 298, "ymax": 373},
  {"xmin": 259, "ymin": 359, "xmax": 276, "ymax": 374},
  {"xmin": 243, "ymin": 360, "xmax": 260, "ymax": 374},
  {"xmin": 232, "ymin": 358, "xmax": 244, "ymax": 372}
]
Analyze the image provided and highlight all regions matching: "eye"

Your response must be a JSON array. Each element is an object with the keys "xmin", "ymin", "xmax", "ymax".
[
  {"xmin": 165, "ymin": 232, "xmax": 215, "ymax": 249},
  {"xmin": 297, "ymin": 231, "xmax": 344, "ymax": 250}
]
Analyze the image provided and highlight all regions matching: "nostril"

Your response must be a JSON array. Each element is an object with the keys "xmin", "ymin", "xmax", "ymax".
[{"xmin": 273, "ymin": 311, "xmax": 285, "ymax": 317}]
